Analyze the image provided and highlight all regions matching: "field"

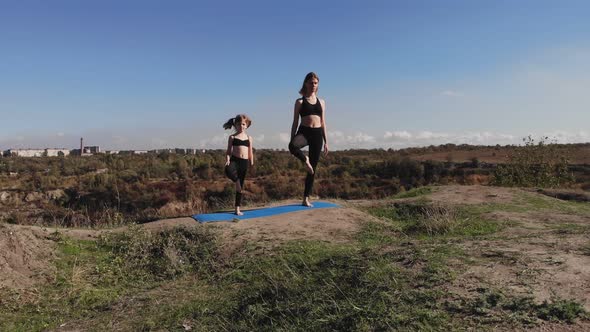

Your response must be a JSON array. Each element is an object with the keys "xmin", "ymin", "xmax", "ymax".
[
  {"xmin": 1, "ymin": 185, "xmax": 589, "ymax": 331},
  {"xmin": 1, "ymin": 143, "xmax": 589, "ymax": 330}
]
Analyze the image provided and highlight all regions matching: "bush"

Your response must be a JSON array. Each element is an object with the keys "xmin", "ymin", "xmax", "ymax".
[
  {"xmin": 493, "ymin": 136, "xmax": 574, "ymax": 188},
  {"xmin": 99, "ymin": 226, "xmax": 218, "ymax": 281}
]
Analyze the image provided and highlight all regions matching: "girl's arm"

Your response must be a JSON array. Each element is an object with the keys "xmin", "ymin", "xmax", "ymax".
[
  {"xmin": 291, "ymin": 100, "xmax": 302, "ymax": 139},
  {"xmin": 320, "ymin": 99, "xmax": 329, "ymax": 155},
  {"xmin": 225, "ymin": 136, "xmax": 233, "ymax": 166},
  {"xmin": 249, "ymin": 136, "xmax": 254, "ymax": 166}
]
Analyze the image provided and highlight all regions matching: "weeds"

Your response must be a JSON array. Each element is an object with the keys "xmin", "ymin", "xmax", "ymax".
[
  {"xmin": 393, "ymin": 186, "xmax": 434, "ymax": 199},
  {"xmin": 448, "ymin": 289, "xmax": 588, "ymax": 326},
  {"xmin": 197, "ymin": 241, "xmax": 456, "ymax": 331},
  {"xmin": 367, "ymin": 201, "xmax": 503, "ymax": 238},
  {"xmin": 0, "ymin": 226, "xmax": 219, "ymax": 332},
  {"xmin": 492, "ymin": 135, "xmax": 574, "ymax": 188},
  {"xmin": 99, "ymin": 225, "xmax": 219, "ymax": 281}
]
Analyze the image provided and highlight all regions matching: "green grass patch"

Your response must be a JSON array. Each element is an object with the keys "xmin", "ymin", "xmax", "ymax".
[
  {"xmin": 365, "ymin": 201, "xmax": 505, "ymax": 240},
  {"xmin": 99, "ymin": 225, "xmax": 219, "ymax": 281},
  {"xmin": 356, "ymin": 218, "xmax": 403, "ymax": 247},
  {"xmin": 0, "ymin": 226, "xmax": 219, "ymax": 332},
  {"xmin": 393, "ymin": 186, "xmax": 434, "ymax": 199},
  {"xmin": 0, "ymin": 237, "xmax": 118, "ymax": 331},
  {"xmin": 183, "ymin": 241, "xmax": 459, "ymax": 331},
  {"xmin": 448, "ymin": 288, "xmax": 588, "ymax": 326},
  {"xmin": 84, "ymin": 240, "xmax": 469, "ymax": 331},
  {"xmin": 516, "ymin": 191, "xmax": 590, "ymax": 216},
  {"xmin": 457, "ymin": 191, "xmax": 590, "ymax": 217}
]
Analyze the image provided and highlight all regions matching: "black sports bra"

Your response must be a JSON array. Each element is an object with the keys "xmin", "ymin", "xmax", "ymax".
[
  {"xmin": 299, "ymin": 97, "xmax": 322, "ymax": 118},
  {"xmin": 232, "ymin": 136, "xmax": 250, "ymax": 147}
]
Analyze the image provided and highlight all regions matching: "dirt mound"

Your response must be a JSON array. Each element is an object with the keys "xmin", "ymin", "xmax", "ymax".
[
  {"xmin": 145, "ymin": 199, "xmax": 374, "ymax": 257},
  {"xmin": 429, "ymin": 184, "xmax": 517, "ymax": 205},
  {"xmin": 0, "ymin": 223, "xmax": 57, "ymax": 289},
  {"xmin": 0, "ymin": 198, "xmax": 374, "ymax": 291}
]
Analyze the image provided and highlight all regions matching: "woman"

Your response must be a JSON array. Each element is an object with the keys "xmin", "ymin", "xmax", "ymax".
[{"xmin": 288, "ymin": 72, "xmax": 329, "ymax": 207}]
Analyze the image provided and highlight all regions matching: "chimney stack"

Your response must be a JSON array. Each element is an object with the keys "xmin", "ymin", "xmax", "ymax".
[{"xmin": 80, "ymin": 137, "xmax": 83, "ymax": 155}]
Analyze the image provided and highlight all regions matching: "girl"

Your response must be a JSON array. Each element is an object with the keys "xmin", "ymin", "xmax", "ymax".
[
  {"xmin": 223, "ymin": 114, "xmax": 254, "ymax": 215},
  {"xmin": 288, "ymin": 72, "xmax": 329, "ymax": 207}
]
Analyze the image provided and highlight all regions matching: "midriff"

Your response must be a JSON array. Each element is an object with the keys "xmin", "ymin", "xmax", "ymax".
[{"xmin": 300, "ymin": 115, "xmax": 322, "ymax": 128}]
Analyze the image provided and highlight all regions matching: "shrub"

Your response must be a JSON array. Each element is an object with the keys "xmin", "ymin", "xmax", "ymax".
[
  {"xmin": 99, "ymin": 226, "xmax": 218, "ymax": 281},
  {"xmin": 493, "ymin": 136, "xmax": 574, "ymax": 188}
]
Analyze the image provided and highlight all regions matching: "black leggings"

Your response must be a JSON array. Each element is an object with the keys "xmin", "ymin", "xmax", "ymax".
[
  {"xmin": 225, "ymin": 156, "xmax": 248, "ymax": 207},
  {"xmin": 288, "ymin": 126, "xmax": 323, "ymax": 197}
]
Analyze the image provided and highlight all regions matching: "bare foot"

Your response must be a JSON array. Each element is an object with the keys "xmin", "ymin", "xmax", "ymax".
[
  {"xmin": 302, "ymin": 198, "xmax": 313, "ymax": 207},
  {"xmin": 304, "ymin": 157, "xmax": 314, "ymax": 174},
  {"xmin": 235, "ymin": 208, "xmax": 244, "ymax": 216}
]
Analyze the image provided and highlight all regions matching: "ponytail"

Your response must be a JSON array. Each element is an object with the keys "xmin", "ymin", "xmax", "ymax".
[
  {"xmin": 223, "ymin": 118, "xmax": 235, "ymax": 130},
  {"xmin": 223, "ymin": 114, "xmax": 252, "ymax": 131}
]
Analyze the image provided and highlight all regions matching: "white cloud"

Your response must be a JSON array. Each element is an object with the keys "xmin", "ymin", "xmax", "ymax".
[
  {"xmin": 440, "ymin": 90, "xmax": 464, "ymax": 97},
  {"xmin": 544, "ymin": 130, "xmax": 590, "ymax": 143},
  {"xmin": 199, "ymin": 133, "xmax": 229, "ymax": 149},
  {"xmin": 384, "ymin": 131, "xmax": 412, "ymax": 140},
  {"xmin": 416, "ymin": 131, "xmax": 450, "ymax": 140},
  {"xmin": 328, "ymin": 130, "xmax": 375, "ymax": 148},
  {"xmin": 348, "ymin": 132, "xmax": 376, "ymax": 144},
  {"xmin": 1, "ymin": 128, "xmax": 587, "ymax": 152},
  {"xmin": 381, "ymin": 130, "xmax": 525, "ymax": 148},
  {"xmin": 254, "ymin": 134, "xmax": 265, "ymax": 142}
]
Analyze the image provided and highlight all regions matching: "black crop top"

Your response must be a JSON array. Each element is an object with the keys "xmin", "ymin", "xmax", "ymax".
[
  {"xmin": 232, "ymin": 136, "xmax": 250, "ymax": 147},
  {"xmin": 299, "ymin": 97, "xmax": 322, "ymax": 118}
]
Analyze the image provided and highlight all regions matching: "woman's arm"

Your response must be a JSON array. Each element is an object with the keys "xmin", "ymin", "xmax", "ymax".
[
  {"xmin": 225, "ymin": 136, "xmax": 233, "ymax": 166},
  {"xmin": 248, "ymin": 136, "xmax": 254, "ymax": 166},
  {"xmin": 291, "ymin": 100, "xmax": 302, "ymax": 139},
  {"xmin": 320, "ymin": 99, "xmax": 329, "ymax": 155}
]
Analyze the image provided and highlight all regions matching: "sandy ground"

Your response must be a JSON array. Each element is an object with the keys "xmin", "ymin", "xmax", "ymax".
[{"xmin": 0, "ymin": 223, "xmax": 57, "ymax": 289}]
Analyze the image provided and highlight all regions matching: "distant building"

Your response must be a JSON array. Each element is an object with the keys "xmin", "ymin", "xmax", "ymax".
[
  {"xmin": 45, "ymin": 148, "xmax": 70, "ymax": 157},
  {"xmin": 149, "ymin": 148, "xmax": 197, "ymax": 155},
  {"xmin": 151, "ymin": 148, "xmax": 175, "ymax": 154},
  {"xmin": 84, "ymin": 146, "xmax": 101, "ymax": 154},
  {"xmin": 120, "ymin": 150, "xmax": 148, "ymax": 155},
  {"xmin": 6, "ymin": 149, "xmax": 45, "ymax": 157}
]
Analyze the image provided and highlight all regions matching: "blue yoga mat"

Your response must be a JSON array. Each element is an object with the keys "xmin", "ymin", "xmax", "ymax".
[{"xmin": 192, "ymin": 201, "xmax": 340, "ymax": 223}]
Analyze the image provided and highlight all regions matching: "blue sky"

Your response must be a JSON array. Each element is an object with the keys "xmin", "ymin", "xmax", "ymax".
[{"xmin": 1, "ymin": 0, "xmax": 589, "ymax": 150}]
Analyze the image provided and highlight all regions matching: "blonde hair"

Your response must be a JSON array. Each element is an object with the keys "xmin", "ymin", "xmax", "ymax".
[
  {"xmin": 223, "ymin": 114, "xmax": 252, "ymax": 131},
  {"xmin": 299, "ymin": 72, "xmax": 319, "ymax": 96}
]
